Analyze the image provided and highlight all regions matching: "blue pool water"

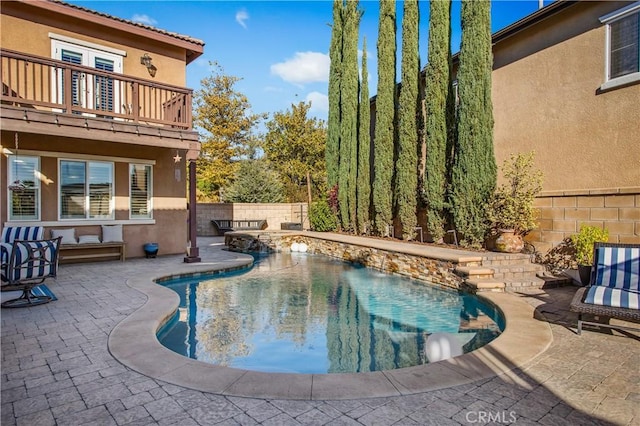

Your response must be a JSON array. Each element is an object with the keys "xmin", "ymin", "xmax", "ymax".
[{"xmin": 157, "ymin": 252, "xmax": 504, "ymax": 374}]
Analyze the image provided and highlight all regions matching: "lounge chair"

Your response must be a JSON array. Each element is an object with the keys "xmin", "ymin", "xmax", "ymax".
[
  {"xmin": 1, "ymin": 237, "xmax": 62, "ymax": 308},
  {"xmin": 570, "ymin": 242, "xmax": 640, "ymax": 335}
]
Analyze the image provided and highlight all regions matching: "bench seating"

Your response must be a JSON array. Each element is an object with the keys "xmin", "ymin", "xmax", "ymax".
[
  {"xmin": 211, "ymin": 219, "xmax": 267, "ymax": 234},
  {"xmin": 59, "ymin": 242, "xmax": 126, "ymax": 263}
]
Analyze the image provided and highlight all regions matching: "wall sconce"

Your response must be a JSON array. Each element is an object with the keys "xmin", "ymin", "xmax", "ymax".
[{"xmin": 140, "ymin": 53, "xmax": 157, "ymax": 77}]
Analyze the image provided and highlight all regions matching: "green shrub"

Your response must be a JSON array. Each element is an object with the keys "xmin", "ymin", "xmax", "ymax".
[
  {"xmin": 571, "ymin": 225, "xmax": 609, "ymax": 265},
  {"xmin": 309, "ymin": 199, "xmax": 338, "ymax": 232}
]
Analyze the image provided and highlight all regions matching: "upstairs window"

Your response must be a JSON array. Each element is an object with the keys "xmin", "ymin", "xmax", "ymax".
[
  {"xmin": 601, "ymin": 2, "xmax": 640, "ymax": 89},
  {"xmin": 8, "ymin": 155, "xmax": 40, "ymax": 221},
  {"xmin": 59, "ymin": 160, "xmax": 114, "ymax": 220}
]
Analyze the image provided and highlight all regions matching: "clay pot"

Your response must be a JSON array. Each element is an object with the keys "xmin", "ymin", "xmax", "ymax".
[{"xmin": 493, "ymin": 229, "xmax": 524, "ymax": 253}]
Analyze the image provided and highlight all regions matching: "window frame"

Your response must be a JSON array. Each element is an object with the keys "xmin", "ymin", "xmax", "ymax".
[
  {"xmin": 600, "ymin": 2, "xmax": 640, "ymax": 91},
  {"xmin": 58, "ymin": 158, "xmax": 115, "ymax": 221},
  {"xmin": 129, "ymin": 164, "xmax": 153, "ymax": 220},
  {"xmin": 7, "ymin": 155, "xmax": 41, "ymax": 221}
]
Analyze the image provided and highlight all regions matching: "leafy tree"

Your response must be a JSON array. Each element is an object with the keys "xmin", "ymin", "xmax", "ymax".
[
  {"xmin": 356, "ymin": 37, "xmax": 371, "ymax": 235},
  {"xmin": 449, "ymin": 0, "xmax": 496, "ymax": 247},
  {"xmin": 373, "ymin": 0, "xmax": 397, "ymax": 236},
  {"xmin": 309, "ymin": 199, "xmax": 338, "ymax": 232},
  {"xmin": 395, "ymin": 0, "xmax": 420, "ymax": 240},
  {"xmin": 223, "ymin": 160, "xmax": 284, "ymax": 203},
  {"xmin": 326, "ymin": 0, "xmax": 344, "ymax": 190},
  {"xmin": 263, "ymin": 101, "xmax": 327, "ymax": 202},
  {"xmin": 424, "ymin": 0, "xmax": 454, "ymax": 242},
  {"xmin": 338, "ymin": 0, "xmax": 360, "ymax": 231},
  {"xmin": 193, "ymin": 62, "xmax": 266, "ymax": 201}
]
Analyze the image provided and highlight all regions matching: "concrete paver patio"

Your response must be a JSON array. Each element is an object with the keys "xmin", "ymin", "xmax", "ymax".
[{"xmin": 1, "ymin": 236, "xmax": 638, "ymax": 425}]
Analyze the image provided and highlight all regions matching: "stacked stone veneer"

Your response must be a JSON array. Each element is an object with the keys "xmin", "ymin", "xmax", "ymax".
[
  {"xmin": 227, "ymin": 233, "xmax": 467, "ymax": 290},
  {"xmin": 527, "ymin": 189, "xmax": 640, "ymax": 254},
  {"xmin": 196, "ymin": 203, "xmax": 308, "ymax": 236}
]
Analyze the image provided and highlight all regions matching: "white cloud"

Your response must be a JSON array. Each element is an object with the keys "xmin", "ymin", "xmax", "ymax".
[
  {"xmin": 131, "ymin": 14, "xmax": 157, "ymax": 26},
  {"xmin": 236, "ymin": 9, "xmax": 249, "ymax": 28},
  {"xmin": 271, "ymin": 52, "xmax": 330, "ymax": 85},
  {"xmin": 306, "ymin": 91, "xmax": 329, "ymax": 116}
]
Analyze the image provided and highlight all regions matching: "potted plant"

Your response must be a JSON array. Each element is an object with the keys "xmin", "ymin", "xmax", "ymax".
[
  {"xmin": 486, "ymin": 151, "xmax": 543, "ymax": 253},
  {"xmin": 570, "ymin": 225, "xmax": 609, "ymax": 285}
]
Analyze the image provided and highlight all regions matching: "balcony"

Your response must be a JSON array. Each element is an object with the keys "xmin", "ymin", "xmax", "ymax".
[{"xmin": 1, "ymin": 49, "xmax": 198, "ymax": 147}]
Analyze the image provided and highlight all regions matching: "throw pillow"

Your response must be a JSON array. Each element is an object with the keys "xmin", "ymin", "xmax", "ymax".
[
  {"xmin": 102, "ymin": 225, "xmax": 123, "ymax": 243},
  {"xmin": 51, "ymin": 228, "xmax": 77, "ymax": 244},
  {"xmin": 78, "ymin": 235, "xmax": 101, "ymax": 244}
]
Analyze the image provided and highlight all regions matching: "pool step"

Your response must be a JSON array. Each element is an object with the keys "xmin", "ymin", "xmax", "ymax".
[{"xmin": 462, "ymin": 278, "xmax": 506, "ymax": 292}]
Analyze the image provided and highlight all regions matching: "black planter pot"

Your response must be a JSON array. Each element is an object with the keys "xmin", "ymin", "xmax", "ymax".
[{"xmin": 578, "ymin": 264, "xmax": 592, "ymax": 286}]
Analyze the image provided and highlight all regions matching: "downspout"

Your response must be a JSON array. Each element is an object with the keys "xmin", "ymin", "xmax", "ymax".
[{"xmin": 184, "ymin": 153, "xmax": 200, "ymax": 263}]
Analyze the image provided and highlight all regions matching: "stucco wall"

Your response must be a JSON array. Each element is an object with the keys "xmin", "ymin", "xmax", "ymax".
[
  {"xmin": 1, "ymin": 131, "xmax": 189, "ymax": 258},
  {"xmin": 0, "ymin": 3, "xmax": 186, "ymax": 86},
  {"xmin": 197, "ymin": 203, "xmax": 309, "ymax": 236},
  {"xmin": 491, "ymin": 1, "xmax": 640, "ymax": 192}
]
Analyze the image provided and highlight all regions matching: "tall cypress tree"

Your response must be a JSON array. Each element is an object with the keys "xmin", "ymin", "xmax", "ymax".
[
  {"xmin": 373, "ymin": 0, "xmax": 396, "ymax": 236},
  {"xmin": 424, "ymin": 0, "xmax": 454, "ymax": 242},
  {"xmin": 357, "ymin": 37, "xmax": 371, "ymax": 235},
  {"xmin": 395, "ymin": 0, "xmax": 420, "ymax": 240},
  {"xmin": 449, "ymin": 0, "xmax": 496, "ymax": 247},
  {"xmin": 326, "ymin": 0, "xmax": 344, "ymax": 191},
  {"xmin": 338, "ymin": 0, "xmax": 360, "ymax": 231}
]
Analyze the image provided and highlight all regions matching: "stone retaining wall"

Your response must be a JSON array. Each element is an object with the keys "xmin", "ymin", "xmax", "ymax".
[{"xmin": 226, "ymin": 233, "xmax": 464, "ymax": 290}]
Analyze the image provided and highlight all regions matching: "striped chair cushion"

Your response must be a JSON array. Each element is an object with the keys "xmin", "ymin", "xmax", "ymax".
[
  {"xmin": 585, "ymin": 286, "xmax": 640, "ymax": 310},
  {"xmin": 593, "ymin": 246, "xmax": 640, "ymax": 291},
  {"xmin": 2, "ymin": 240, "xmax": 58, "ymax": 283},
  {"xmin": 1, "ymin": 226, "xmax": 44, "ymax": 243}
]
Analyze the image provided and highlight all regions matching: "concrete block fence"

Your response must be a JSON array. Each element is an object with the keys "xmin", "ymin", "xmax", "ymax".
[
  {"xmin": 196, "ymin": 202, "xmax": 308, "ymax": 236},
  {"xmin": 526, "ymin": 188, "xmax": 640, "ymax": 254}
]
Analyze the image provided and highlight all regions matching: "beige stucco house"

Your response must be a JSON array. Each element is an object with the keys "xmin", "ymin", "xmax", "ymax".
[
  {"xmin": 487, "ymin": 0, "xmax": 639, "ymax": 252},
  {"xmin": 1, "ymin": 0, "xmax": 204, "ymax": 259}
]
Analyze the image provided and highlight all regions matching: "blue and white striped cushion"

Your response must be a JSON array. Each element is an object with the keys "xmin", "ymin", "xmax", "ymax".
[
  {"xmin": 1, "ymin": 226, "xmax": 44, "ymax": 243},
  {"xmin": 585, "ymin": 286, "xmax": 640, "ymax": 309},
  {"xmin": 3, "ymin": 240, "xmax": 57, "ymax": 283},
  {"xmin": 593, "ymin": 247, "xmax": 640, "ymax": 291}
]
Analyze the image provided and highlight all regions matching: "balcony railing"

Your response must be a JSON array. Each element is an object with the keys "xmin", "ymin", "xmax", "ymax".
[{"xmin": 1, "ymin": 49, "xmax": 192, "ymax": 129}]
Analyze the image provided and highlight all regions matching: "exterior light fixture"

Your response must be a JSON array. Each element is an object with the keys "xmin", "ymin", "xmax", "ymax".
[{"xmin": 140, "ymin": 53, "xmax": 157, "ymax": 77}]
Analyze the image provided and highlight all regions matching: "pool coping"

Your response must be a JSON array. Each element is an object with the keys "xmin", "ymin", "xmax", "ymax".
[{"xmin": 108, "ymin": 253, "xmax": 553, "ymax": 401}]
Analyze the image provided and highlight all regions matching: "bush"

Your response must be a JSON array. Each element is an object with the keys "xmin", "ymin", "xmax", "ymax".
[
  {"xmin": 309, "ymin": 199, "xmax": 338, "ymax": 232},
  {"xmin": 571, "ymin": 225, "xmax": 609, "ymax": 266}
]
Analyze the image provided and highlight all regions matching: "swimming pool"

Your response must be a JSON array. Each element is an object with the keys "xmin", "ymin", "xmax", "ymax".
[{"xmin": 157, "ymin": 252, "xmax": 504, "ymax": 374}]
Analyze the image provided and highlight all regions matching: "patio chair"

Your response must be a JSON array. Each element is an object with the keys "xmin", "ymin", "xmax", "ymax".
[
  {"xmin": 1, "ymin": 226, "xmax": 44, "ymax": 272},
  {"xmin": 570, "ymin": 242, "xmax": 640, "ymax": 335},
  {"xmin": 1, "ymin": 237, "xmax": 62, "ymax": 308}
]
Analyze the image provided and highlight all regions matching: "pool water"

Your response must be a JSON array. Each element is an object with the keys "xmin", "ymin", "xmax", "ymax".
[{"xmin": 157, "ymin": 252, "xmax": 504, "ymax": 374}]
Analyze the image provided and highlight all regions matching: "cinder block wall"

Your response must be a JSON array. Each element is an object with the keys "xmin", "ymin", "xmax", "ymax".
[
  {"xmin": 526, "ymin": 189, "xmax": 640, "ymax": 254},
  {"xmin": 196, "ymin": 203, "xmax": 309, "ymax": 236}
]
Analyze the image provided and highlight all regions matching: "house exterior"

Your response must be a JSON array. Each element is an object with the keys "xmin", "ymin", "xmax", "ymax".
[
  {"xmin": 486, "ymin": 0, "xmax": 639, "ymax": 252},
  {"xmin": 1, "ymin": 0, "xmax": 204, "ymax": 258}
]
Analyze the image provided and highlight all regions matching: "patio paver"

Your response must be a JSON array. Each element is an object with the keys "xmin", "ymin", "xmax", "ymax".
[{"xmin": 1, "ymin": 236, "xmax": 638, "ymax": 425}]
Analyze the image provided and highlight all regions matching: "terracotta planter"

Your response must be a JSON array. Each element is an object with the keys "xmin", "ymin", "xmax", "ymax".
[{"xmin": 493, "ymin": 229, "xmax": 524, "ymax": 253}]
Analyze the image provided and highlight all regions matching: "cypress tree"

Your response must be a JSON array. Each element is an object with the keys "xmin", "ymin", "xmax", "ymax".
[
  {"xmin": 424, "ymin": 0, "xmax": 454, "ymax": 242},
  {"xmin": 326, "ymin": 0, "xmax": 343, "ymax": 191},
  {"xmin": 395, "ymin": 0, "xmax": 420, "ymax": 240},
  {"xmin": 356, "ymin": 37, "xmax": 371, "ymax": 234},
  {"xmin": 338, "ymin": 0, "xmax": 360, "ymax": 231},
  {"xmin": 449, "ymin": 0, "xmax": 496, "ymax": 247},
  {"xmin": 373, "ymin": 0, "xmax": 396, "ymax": 236}
]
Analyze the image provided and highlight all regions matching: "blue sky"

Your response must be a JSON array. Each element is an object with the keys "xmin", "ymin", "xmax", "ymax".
[{"xmin": 70, "ymin": 1, "xmax": 550, "ymax": 126}]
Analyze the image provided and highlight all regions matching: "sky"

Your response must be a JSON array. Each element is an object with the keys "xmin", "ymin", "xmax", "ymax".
[{"xmin": 69, "ymin": 0, "xmax": 552, "ymax": 127}]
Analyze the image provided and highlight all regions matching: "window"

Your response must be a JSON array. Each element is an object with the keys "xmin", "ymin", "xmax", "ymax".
[
  {"xmin": 601, "ymin": 2, "xmax": 640, "ymax": 89},
  {"xmin": 51, "ymin": 37, "xmax": 123, "ymax": 113},
  {"xmin": 59, "ymin": 160, "xmax": 113, "ymax": 219},
  {"xmin": 8, "ymin": 155, "xmax": 40, "ymax": 221},
  {"xmin": 130, "ymin": 164, "xmax": 152, "ymax": 219}
]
